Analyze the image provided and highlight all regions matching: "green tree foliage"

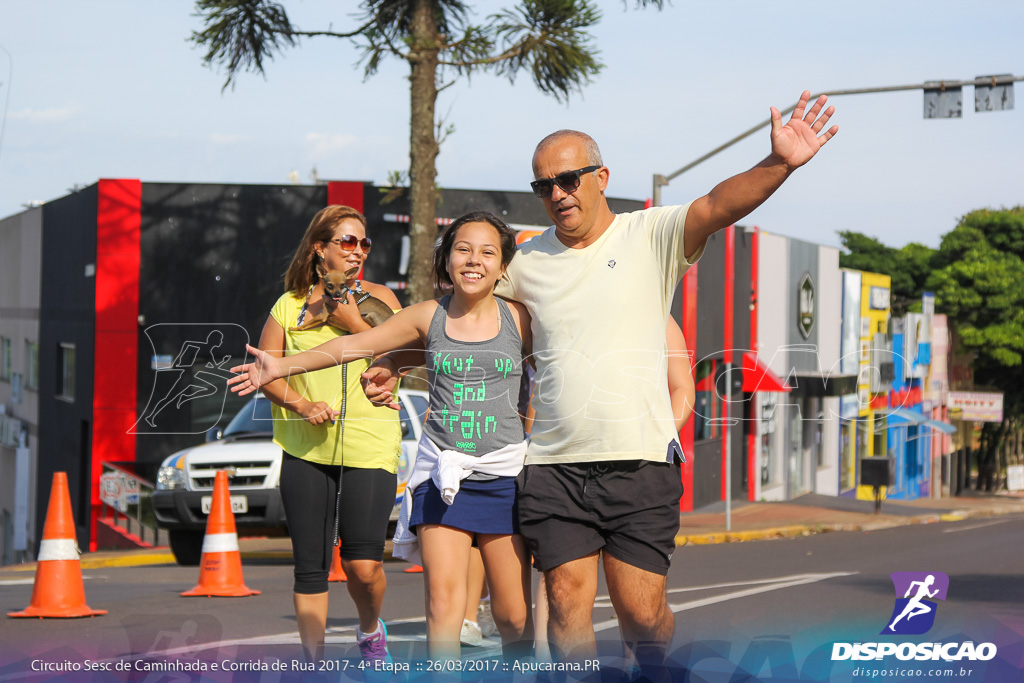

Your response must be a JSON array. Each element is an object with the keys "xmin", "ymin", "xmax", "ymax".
[
  {"xmin": 927, "ymin": 207, "xmax": 1024, "ymax": 488},
  {"xmin": 837, "ymin": 231, "xmax": 934, "ymax": 316},
  {"xmin": 927, "ymin": 208, "xmax": 1024, "ymax": 391},
  {"xmin": 191, "ymin": 0, "xmax": 665, "ymax": 302},
  {"xmin": 842, "ymin": 209, "xmax": 1024, "ymax": 488}
]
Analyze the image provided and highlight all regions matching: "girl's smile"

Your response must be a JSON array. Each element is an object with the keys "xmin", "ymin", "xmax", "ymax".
[{"xmin": 447, "ymin": 221, "xmax": 505, "ymax": 293}]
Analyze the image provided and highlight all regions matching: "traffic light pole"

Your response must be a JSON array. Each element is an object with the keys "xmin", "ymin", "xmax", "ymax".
[
  {"xmin": 651, "ymin": 74, "xmax": 1023, "ymax": 206},
  {"xmin": 657, "ymin": 73, "xmax": 1021, "ymax": 530}
]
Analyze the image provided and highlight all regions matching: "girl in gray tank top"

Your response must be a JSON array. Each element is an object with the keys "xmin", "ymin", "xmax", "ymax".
[
  {"xmin": 228, "ymin": 211, "xmax": 534, "ymax": 662},
  {"xmin": 424, "ymin": 293, "xmax": 525, "ymax": 463}
]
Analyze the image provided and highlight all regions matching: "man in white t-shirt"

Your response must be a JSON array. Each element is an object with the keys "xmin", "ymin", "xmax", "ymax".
[
  {"xmin": 499, "ymin": 91, "xmax": 838, "ymax": 676},
  {"xmin": 362, "ymin": 91, "xmax": 837, "ymax": 675}
]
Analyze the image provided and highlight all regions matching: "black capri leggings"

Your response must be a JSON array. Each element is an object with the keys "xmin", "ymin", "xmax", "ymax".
[{"xmin": 280, "ymin": 452, "xmax": 397, "ymax": 595}]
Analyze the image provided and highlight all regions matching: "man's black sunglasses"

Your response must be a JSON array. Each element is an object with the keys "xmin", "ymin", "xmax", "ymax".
[{"xmin": 530, "ymin": 165, "xmax": 601, "ymax": 198}]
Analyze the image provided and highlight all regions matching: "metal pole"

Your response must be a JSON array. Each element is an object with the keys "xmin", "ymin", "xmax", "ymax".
[
  {"xmin": 725, "ymin": 361, "xmax": 732, "ymax": 531},
  {"xmin": 650, "ymin": 75, "xmax": 1024, "ymax": 203},
  {"xmin": 652, "ymin": 174, "xmax": 667, "ymax": 207}
]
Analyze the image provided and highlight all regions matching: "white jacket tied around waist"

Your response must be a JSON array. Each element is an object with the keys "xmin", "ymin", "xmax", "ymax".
[{"xmin": 392, "ymin": 435, "xmax": 528, "ymax": 565}]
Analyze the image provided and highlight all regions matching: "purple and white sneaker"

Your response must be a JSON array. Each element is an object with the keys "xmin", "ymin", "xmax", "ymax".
[{"xmin": 357, "ymin": 619, "xmax": 392, "ymax": 666}]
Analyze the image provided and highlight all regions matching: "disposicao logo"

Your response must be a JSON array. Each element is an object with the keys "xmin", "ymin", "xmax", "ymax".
[
  {"xmin": 882, "ymin": 571, "xmax": 949, "ymax": 635},
  {"xmin": 831, "ymin": 571, "xmax": 998, "ymax": 663}
]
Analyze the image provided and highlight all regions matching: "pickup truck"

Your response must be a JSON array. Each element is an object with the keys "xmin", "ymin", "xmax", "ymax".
[{"xmin": 152, "ymin": 389, "xmax": 429, "ymax": 565}]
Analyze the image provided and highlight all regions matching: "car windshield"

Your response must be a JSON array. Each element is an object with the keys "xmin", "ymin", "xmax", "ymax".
[{"xmin": 222, "ymin": 396, "xmax": 274, "ymax": 437}]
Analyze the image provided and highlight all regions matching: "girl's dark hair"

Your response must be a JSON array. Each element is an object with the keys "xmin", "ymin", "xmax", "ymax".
[{"xmin": 432, "ymin": 211, "xmax": 518, "ymax": 290}]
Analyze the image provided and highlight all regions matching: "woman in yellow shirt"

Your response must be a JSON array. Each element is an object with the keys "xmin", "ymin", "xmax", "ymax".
[{"xmin": 257, "ymin": 205, "xmax": 402, "ymax": 665}]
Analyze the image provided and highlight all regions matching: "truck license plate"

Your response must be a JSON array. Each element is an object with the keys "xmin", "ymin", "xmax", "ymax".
[{"xmin": 201, "ymin": 495, "xmax": 248, "ymax": 514}]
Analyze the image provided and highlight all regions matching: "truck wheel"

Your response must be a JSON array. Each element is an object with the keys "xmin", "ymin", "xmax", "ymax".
[{"xmin": 168, "ymin": 530, "xmax": 205, "ymax": 566}]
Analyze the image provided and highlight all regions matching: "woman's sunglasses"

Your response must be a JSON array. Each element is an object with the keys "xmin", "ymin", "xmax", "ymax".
[
  {"xmin": 329, "ymin": 235, "xmax": 372, "ymax": 253},
  {"xmin": 530, "ymin": 165, "xmax": 601, "ymax": 198}
]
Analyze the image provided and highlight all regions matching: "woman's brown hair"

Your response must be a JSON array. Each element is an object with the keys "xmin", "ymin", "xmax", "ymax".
[{"xmin": 283, "ymin": 205, "xmax": 367, "ymax": 295}]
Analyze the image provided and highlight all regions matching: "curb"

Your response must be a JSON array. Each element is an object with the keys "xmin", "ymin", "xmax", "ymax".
[
  {"xmin": 5, "ymin": 549, "xmax": 296, "ymax": 572},
  {"xmin": 677, "ymin": 524, "xmax": 812, "ymax": 546},
  {"xmin": 674, "ymin": 503, "xmax": 1024, "ymax": 547}
]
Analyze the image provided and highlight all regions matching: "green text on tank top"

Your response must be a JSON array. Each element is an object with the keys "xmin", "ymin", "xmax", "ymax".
[{"xmin": 424, "ymin": 295, "xmax": 525, "ymax": 457}]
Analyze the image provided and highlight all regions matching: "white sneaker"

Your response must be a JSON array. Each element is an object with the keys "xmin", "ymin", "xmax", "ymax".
[
  {"xmin": 477, "ymin": 598, "xmax": 496, "ymax": 637},
  {"xmin": 460, "ymin": 619, "xmax": 483, "ymax": 646}
]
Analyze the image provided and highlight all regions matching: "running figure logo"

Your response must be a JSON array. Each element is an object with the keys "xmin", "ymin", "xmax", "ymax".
[
  {"xmin": 143, "ymin": 330, "xmax": 230, "ymax": 428},
  {"xmin": 881, "ymin": 571, "xmax": 949, "ymax": 635},
  {"xmin": 131, "ymin": 323, "xmax": 249, "ymax": 434}
]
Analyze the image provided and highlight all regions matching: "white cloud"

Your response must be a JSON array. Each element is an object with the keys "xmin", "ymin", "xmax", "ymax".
[
  {"xmin": 209, "ymin": 132, "xmax": 247, "ymax": 145},
  {"xmin": 7, "ymin": 104, "xmax": 81, "ymax": 124},
  {"xmin": 304, "ymin": 132, "xmax": 358, "ymax": 158}
]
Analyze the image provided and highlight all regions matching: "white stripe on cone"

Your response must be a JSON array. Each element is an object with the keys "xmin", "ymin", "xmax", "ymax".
[
  {"xmin": 37, "ymin": 538, "xmax": 79, "ymax": 561},
  {"xmin": 201, "ymin": 532, "xmax": 240, "ymax": 554}
]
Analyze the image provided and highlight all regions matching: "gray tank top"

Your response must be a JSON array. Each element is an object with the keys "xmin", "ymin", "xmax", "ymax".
[{"xmin": 424, "ymin": 295, "xmax": 525, "ymax": 462}]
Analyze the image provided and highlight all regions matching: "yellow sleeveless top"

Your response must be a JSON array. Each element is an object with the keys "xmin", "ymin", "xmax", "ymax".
[{"xmin": 268, "ymin": 290, "xmax": 400, "ymax": 471}]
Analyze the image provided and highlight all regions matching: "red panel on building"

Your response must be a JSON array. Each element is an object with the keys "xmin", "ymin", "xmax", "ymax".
[
  {"xmin": 328, "ymin": 181, "xmax": 367, "ymax": 278},
  {"xmin": 748, "ymin": 228, "xmax": 759, "ymax": 501},
  {"xmin": 679, "ymin": 264, "xmax": 698, "ymax": 512},
  {"xmin": 721, "ymin": 227, "xmax": 734, "ymax": 500},
  {"xmin": 92, "ymin": 179, "xmax": 141, "ymax": 550},
  {"xmin": 328, "ymin": 181, "xmax": 365, "ymax": 213}
]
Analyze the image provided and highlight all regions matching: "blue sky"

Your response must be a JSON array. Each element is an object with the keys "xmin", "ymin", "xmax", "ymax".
[{"xmin": 1, "ymin": 0, "xmax": 1021, "ymax": 249}]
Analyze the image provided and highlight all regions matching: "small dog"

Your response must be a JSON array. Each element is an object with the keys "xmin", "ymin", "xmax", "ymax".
[{"xmin": 290, "ymin": 266, "xmax": 394, "ymax": 332}]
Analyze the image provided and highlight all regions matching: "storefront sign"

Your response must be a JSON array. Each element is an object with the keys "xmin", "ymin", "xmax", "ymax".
[
  {"xmin": 798, "ymin": 272, "xmax": 815, "ymax": 339},
  {"xmin": 1007, "ymin": 465, "xmax": 1024, "ymax": 492},
  {"xmin": 947, "ymin": 391, "xmax": 1003, "ymax": 423}
]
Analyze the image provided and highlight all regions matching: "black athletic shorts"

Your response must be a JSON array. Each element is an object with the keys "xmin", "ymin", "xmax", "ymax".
[
  {"xmin": 516, "ymin": 459, "xmax": 683, "ymax": 575},
  {"xmin": 280, "ymin": 452, "xmax": 396, "ymax": 594}
]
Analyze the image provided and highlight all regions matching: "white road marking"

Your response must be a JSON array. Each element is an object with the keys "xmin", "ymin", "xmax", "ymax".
[
  {"xmin": 593, "ymin": 572, "xmax": 856, "ymax": 633},
  {"xmin": 125, "ymin": 614, "xmax": 502, "ymax": 661},
  {"xmin": 0, "ymin": 570, "xmax": 855, "ymax": 677},
  {"xmin": 0, "ymin": 574, "xmax": 101, "ymax": 586},
  {"xmin": 942, "ymin": 519, "xmax": 1012, "ymax": 533}
]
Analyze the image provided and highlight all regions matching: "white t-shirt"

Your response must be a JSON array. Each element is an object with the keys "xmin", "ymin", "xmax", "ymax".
[{"xmin": 496, "ymin": 203, "xmax": 702, "ymax": 465}]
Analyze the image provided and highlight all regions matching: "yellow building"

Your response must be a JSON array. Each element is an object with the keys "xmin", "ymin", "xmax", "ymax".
[{"xmin": 856, "ymin": 272, "xmax": 891, "ymax": 500}]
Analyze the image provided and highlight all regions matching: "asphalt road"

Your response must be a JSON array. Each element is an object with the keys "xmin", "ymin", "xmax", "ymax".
[{"xmin": 2, "ymin": 513, "xmax": 1022, "ymax": 681}]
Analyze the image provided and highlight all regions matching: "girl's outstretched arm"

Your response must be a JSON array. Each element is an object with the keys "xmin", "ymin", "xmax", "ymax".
[{"xmin": 228, "ymin": 301, "xmax": 435, "ymax": 396}]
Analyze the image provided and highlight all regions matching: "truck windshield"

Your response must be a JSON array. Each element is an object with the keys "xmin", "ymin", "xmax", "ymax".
[{"xmin": 222, "ymin": 396, "xmax": 274, "ymax": 437}]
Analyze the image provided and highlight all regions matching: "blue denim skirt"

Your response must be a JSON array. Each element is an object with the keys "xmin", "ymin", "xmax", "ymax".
[{"xmin": 409, "ymin": 476, "xmax": 518, "ymax": 535}]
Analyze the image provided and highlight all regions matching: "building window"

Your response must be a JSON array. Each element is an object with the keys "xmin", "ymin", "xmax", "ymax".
[
  {"xmin": 856, "ymin": 419, "xmax": 869, "ymax": 472},
  {"xmin": 760, "ymin": 393, "xmax": 779, "ymax": 486},
  {"xmin": 840, "ymin": 421, "xmax": 856, "ymax": 491},
  {"xmin": 872, "ymin": 415, "xmax": 888, "ymax": 457},
  {"xmin": 26, "ymin": 341, "xmax": 39, "ymax": 391},
  {"xmin": 693, "ymin": 359, "xmax": 718, "ymax": 441},
  {"xmin": 815, "ymin": 407, "xmax": 825, "ymax": 468},
  {"xmin": 58, "ymin": 344, "xmax": 76, "ymax": 402},
  {"xmin": 1, "ymin": 337, "xmax": 10, "ymax": 382}
]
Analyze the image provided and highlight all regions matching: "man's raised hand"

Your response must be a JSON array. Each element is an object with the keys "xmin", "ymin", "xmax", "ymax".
[
  {"xmin": 770, "ymin": 90, "xmax": 838, "ymax": 170},
  {"xmin": 227, "ymin": 344, "xmax": 281, "ymax": 396}
]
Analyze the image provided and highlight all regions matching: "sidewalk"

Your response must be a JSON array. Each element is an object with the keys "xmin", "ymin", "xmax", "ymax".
[
  {"xmin": 676, "ymin": 488, "xmax": 1024, "ymax": 545},
  {"xmin": 3, "ymin": 490, "xmax": 1023, "ymax": 572}
]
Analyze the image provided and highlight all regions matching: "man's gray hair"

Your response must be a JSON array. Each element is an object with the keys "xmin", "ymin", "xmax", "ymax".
[{"xmin": 533, "ymin": 130, "xmax": 603, "ymax": 171}]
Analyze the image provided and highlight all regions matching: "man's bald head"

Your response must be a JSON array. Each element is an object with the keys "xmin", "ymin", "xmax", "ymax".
[{"xmin": 533, "ymin": 130, "xmax": 603, "ymax": 175}]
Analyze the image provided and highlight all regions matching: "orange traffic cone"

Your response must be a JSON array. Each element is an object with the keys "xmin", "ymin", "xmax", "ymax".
[
  {"xmin": 404, "ymin": 564, "xmax": 424, "ymax": 573},
  {"xmin": 181, "ymin": 471, "xmax": 260, "ymax": 597},
  {"xmin": 8, "ymin": 472, "xmax": 106, "ymax": 618},
  {"xmin": 328, "ymin": 545, "xmax": 348, "ymax": 582}
]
